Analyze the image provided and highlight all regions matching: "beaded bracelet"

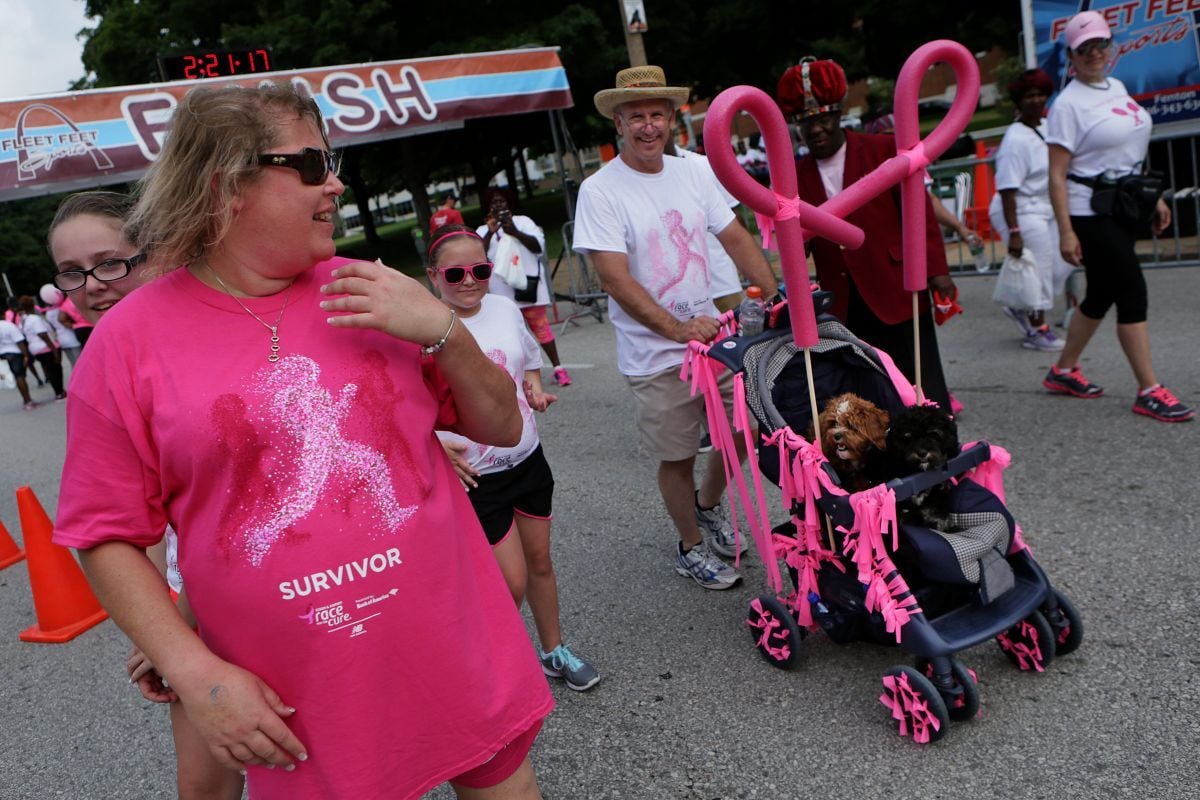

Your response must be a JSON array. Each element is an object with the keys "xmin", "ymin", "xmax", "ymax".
[{"xmin": 421, "ymin": 311, "xmax": 457, "ymax": 357}]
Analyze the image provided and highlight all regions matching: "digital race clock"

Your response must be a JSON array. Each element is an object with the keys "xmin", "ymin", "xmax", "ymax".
[{"xmin": 157, "ymin": 47, "xmax": 274, "ymax": 81}]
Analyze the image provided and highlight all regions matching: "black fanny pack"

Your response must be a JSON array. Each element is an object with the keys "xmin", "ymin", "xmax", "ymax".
[{"xmin": 1069, "ymin": 171, "xmax": 1165, "ymax": 226}]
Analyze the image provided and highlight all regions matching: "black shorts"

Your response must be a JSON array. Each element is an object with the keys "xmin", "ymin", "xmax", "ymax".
[
  {"xmin": 3, "ymin": 353, "xmax": 26, "ymax": 379},
  {"xmin": 468, "ymin": 445, "xmax": 554, "ymax": 545}
]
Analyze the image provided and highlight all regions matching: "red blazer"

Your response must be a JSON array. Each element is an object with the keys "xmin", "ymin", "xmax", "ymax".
[{"xmin": 796, "ymin": 132, "xmax": 949, "ymax": 325}]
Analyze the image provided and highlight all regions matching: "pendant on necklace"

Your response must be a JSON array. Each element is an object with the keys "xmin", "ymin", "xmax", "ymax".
[{"xmin": 269, "ymin": 326, "xmax": 281, "ymax": 363}]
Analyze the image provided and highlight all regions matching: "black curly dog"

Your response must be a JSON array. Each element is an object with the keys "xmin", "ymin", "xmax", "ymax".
[{"xmin": 886, "ymin": 404, "xmax": 960, "ymax": 531}]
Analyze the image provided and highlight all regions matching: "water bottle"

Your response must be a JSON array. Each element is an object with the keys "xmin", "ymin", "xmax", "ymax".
[
  {"xmin": 969, "ymin": 237, "xmax": 990, "ymax": 273},
  {"xmin": 738, "ymin": 285, "xmax": 766, "ymax": 336}
]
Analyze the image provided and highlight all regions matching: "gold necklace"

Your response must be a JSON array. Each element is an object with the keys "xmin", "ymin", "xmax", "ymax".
[{"xmin": 205, "ymin": 265, "xmax": 296, "ymax": 363}]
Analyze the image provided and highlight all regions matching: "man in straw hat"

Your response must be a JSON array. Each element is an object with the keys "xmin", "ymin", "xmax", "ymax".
[
  {"xmin": 778, "ymin": 57, "xmax": 955, "ymax": 411},
  {"xmin": 573, "ymin": 65, "xmax": 778, "ymax": 591}
]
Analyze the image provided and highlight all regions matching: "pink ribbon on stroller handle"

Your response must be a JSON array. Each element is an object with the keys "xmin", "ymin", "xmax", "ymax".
[{"xmin": 682, "ymin": 341, "xmax": 783, "ymax": 592}]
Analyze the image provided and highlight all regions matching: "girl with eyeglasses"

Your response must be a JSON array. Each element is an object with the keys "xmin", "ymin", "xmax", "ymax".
[
  {"xmin": 53, "ymin": 85, "xmax": 551, "ymax": 799},
  {"xmin": 428, "ymin": 225, "xmax": 600, "ymax": 693},
  {"xmin": 1043, "ymin": 11, "xmax": 1193, "ymax": 422},
  {"xmin": 47, "ymin": 189, "xmax": 246, "ymax": 800}
]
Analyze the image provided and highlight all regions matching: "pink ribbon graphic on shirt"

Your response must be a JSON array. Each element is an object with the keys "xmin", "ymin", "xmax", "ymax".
[
  {"xmin": 242, "ymin": 355, "xmax": 417, "ymax": 566},
  {"xmin": 703, "ymin": 40, "xmax": 981, "ymax": 344}
]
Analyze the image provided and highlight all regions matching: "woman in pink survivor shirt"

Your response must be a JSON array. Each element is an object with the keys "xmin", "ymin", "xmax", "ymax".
[{"xmin": 54, "ymin": 83, "xmax": 552, "ymax": 800}]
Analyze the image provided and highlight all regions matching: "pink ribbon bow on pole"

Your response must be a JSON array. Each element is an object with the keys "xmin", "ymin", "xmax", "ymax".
[{"xmin": 703, "ymin": 87, "xmax": 862, "ymax": 348}]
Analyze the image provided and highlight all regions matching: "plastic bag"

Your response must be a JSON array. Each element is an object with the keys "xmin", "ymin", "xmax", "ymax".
[
  {"xmin": 492, "ymin": 235, "xmax": 528, "ymax": 291},
  {"xmin": 991, "ymin": 249, "xmax": 1042, "ymax": 311}
]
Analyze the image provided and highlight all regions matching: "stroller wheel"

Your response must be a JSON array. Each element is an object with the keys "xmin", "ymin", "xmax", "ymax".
[
  {"xmin": 1042, "ymin": 589, "xmax": 1083, "ymax": 656},
  {"xmin": 919, "ymin": 658, "xmax": 980, "ymax": 722},
  {"xmin": 746, "ymin": 596, "xmax": 802, "ymax": 670},
  {"xmin": 880, "ymin": 665, "xmax": 950, "ymax": 743},
  {"xmin": 996, "ymin": 610, "xmax": 1056, "ymax": 671}
]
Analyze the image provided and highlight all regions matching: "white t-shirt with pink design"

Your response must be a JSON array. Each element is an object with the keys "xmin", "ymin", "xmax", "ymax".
[
  {"xmin": 1045, "ymin": 77, "xmax": 1153, "ymax": 217},
  {"xmin": 54, "ymin": 260, "xmax": 552, "ymax": 800},
  {"xmin": 573, "ymin": 154, "xmax": 735, "ymax": 376},
  {"xmin": 438, "ymin": 295, "xmax": 543, "ymax": 475}
]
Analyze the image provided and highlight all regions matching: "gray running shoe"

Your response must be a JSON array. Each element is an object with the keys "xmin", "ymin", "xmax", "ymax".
[
  {"xmin": 675, "ymin": 541, "xmax": 741, "ymax": 590},
  {"xmin": 540, "ymin": 644, "xmax": 600, "ymax": 691},
  {"xmin": 695, "ymin": 497, "xmax": 746, "ymax": 557},
  {"xmin": 1021, "ymin": 328, "xmax": 1064, "ymax": 352},
  {"xmin": 1002, "ymin": 306, "xmax": 1036, "ymax": 336}
]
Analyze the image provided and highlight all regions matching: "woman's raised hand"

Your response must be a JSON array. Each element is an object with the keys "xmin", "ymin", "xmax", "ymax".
[{"xmin": 321, "ymin": 259, "xmax": 453, "ymax": 347}]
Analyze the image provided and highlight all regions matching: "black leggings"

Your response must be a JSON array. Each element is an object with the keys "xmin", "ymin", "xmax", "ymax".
[
  {"xmin": 1071, "ymin": 215, "xmax": 1148, "ymax": 324},
  {"xmin": 32, "ymin": 352, "xmax": 64, "ymax": 395}
]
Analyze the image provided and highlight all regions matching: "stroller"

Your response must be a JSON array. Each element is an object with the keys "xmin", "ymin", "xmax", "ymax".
[{"xmin": 683, "ymin": 293, "xmax": 1083, "ymax": 743}]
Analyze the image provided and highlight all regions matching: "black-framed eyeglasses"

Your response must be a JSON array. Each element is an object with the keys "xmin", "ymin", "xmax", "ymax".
[
  {"xmin": 53, "ymin": 253, "xmax": 147, "ymax": 292},
  {"xmin": 256, "ymin": 147, "xmax": 341, "ymax": 185},
  {"xmin": 1074, "ymin": 38, "xmax": 1111, "ymax": 57},
  {"xmin": 435, "ymin": 262, "xmax": 493, "ymax": 284}
]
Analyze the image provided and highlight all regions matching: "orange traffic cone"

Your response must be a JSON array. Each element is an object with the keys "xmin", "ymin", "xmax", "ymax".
[
  {"xmin": 0, "ymin": 518, "xmax": 25, "ymax": 570},
  {"xmin": 16, "ymin": 486, "xmax": 108, "ymax": 643}
]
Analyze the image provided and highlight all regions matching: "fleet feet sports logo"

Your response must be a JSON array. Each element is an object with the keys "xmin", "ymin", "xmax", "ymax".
[{"xmin": 2, "ymin": 104, "xmax": 114, "ymax": 181}]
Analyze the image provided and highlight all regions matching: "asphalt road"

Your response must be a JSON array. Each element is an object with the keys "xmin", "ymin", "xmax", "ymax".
[{"xmin": 1, "ymin": 268, "xmax": 1197, "ymax": 800}]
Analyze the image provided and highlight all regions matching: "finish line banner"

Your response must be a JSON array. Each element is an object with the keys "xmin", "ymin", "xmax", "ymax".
[
  {"xmin": 0, "ymin": 47, "xmax": 572, "ymax": 201},
  {"xmin": 1034, "ymin": 1, "xmax": 1200, "ymax": 125}
]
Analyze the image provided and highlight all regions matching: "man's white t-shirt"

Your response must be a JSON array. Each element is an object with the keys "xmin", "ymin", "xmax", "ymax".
[
  {"xmin": 989, "ymin": 119, "xmax": 1052, "ymax": 219},
  {"xmin": 676, "ymin": 148, "xmax": 743, "ymax": 298},
  {"xmin": 1045, "ymin": 77, "xmax": 1153, "ymax": 217},
  {"xmin": 816, "ymin": 141, "xmax": 849, "ymax": 199},
  {"xmin": 19, "ymin": 314, "xmax": 55, "ymax": 356},
  {"xmin": 572, "ymin": 154, "xmax": 735, "ymax": 376},
  {"xmin": 476, "ymin": 215, "xmax": 550, "ymax": 308},
  {"xmin": 437, "ymin": 295, "xmax": 544, "ymax": 475}
]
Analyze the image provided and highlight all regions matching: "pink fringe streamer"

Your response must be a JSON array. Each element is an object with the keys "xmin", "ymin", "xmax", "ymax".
[{"xmin": 880, "ymin": 672, "xmax": 942, "ymax": 743}]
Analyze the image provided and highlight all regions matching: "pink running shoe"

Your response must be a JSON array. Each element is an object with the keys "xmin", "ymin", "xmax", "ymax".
[
  {"xmin": 1043, "ymin": 366, "xmax": 1104, "ymax": 398},
  {"xmin": 1132, "ymin": 385, "xmax": 1194, "ymax": 422},
  {"xmin": 553, "ymin": 366, "xmax": 572, "ymax": 386}
]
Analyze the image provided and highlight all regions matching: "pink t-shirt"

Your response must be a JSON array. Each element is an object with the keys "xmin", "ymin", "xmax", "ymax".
[{"xmin": 54, "ymin": 259, "xmax": 552, "ymax": 800}]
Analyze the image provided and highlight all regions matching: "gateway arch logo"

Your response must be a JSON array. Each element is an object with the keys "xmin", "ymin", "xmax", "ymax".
[{"xmin": 12, "ymin": 104, "xmax": 113, "ymax": 181}]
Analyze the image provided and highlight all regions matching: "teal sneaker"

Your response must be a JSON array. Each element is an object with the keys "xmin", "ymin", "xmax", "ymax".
[{"xmin": 540, "ymin": 644, "xmax": 600, "ymax": 692}]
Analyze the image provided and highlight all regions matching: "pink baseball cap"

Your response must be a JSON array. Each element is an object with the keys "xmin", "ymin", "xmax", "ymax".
[{"xmin": 1064, "ymin": 11, "xmax": 1112, "ymax": 51}]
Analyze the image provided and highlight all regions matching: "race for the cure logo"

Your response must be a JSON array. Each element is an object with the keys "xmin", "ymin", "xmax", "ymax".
[
  {"xmin": 1, "ymin": 104, "xmax": 113, "ymax": 181},
  {"xmin": 298, "ymin": 601, "xmax": 352, "ymax": 628}
]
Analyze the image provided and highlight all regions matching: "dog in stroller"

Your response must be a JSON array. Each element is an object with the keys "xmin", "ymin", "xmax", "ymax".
[{"xmin": 687, "ymin": 293, "xmax": 1083, "ymax": 743}]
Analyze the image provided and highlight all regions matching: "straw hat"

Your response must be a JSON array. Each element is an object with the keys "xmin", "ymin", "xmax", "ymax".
[{"xmin": 594, "ymin": 65, "xmax": 691, "ymax": 118}]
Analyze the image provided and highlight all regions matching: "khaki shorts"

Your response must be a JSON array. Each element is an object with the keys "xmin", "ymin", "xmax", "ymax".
[
  {"xmin": 714, "ymin": 291, "xmax": 744, "ymax": 314},
  {"xmin": 625, "ymin": 365, "xmax": 739, "ymax": 462}
]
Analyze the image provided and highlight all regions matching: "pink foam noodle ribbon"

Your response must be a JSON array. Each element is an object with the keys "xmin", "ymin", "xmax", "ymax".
[
  {"xmin": 798, "ymin": 40, "xmax": 980, "ymax": 294},
  {"xmin": 703, "ymin": 85, "xmax": 863, "ymax": 348},
  {"xmin": 893, "ymin": 40, "xmax": 981, "ymax": 292}
]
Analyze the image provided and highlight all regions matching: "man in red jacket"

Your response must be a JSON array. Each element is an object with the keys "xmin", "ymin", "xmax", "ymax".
[{"xmin": 778, "ymin": 58, "xmax": 956, "ymax": 411}]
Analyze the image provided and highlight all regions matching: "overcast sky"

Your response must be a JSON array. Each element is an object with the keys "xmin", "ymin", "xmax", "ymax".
[{"xmin": 0, "ymin": 0, "xmax": 92, "ymax": 101}]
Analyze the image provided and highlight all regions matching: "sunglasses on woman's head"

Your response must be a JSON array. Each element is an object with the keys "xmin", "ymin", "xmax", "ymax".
[
  {"xmin": 436, "ymin": 262, "xmax": 493, "ymax": 284},
  {"xmin": 256, "ymin": 147, "xmax": 341, "ymax": 185}
]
